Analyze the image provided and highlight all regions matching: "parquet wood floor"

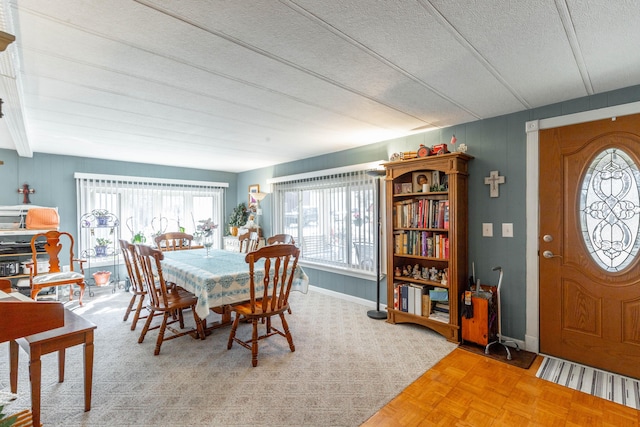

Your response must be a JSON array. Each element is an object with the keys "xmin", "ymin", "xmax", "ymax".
[{"xmin": 362, "ymin": 348, "xmax": 640, "ymax": 426}]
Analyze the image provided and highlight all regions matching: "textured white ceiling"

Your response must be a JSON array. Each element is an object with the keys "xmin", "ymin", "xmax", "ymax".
[{"xmin": 0, "ymin": 0, "xmax": 638, "ymax": 172}]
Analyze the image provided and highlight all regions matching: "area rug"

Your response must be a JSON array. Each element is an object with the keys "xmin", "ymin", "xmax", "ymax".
[
  {"xmin": 536, "ymin": 355, "xmax": 640, "ymax": 410},
  {"xmin": 0, "ymin": 286, "xmax": 457, "ymax": 426},
  {"xmin": 458, "ymin": 342, "xmax": 537, "ymax": 369}
]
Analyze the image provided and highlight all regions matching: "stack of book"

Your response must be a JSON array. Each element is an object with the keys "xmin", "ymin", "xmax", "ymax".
[{"xmin": 428, "ymin": 289, "xmax": 449, "ymax": 323}]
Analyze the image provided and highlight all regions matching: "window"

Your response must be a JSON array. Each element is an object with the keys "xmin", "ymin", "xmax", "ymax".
[
  {"xmin": 75, "ymin": 173, "xmax": 227, "ymax": 251},
  {"xmin": 579, "ymin": 148, "xmax": 640, "ymax": 272},
  {"xmin": 269, "ymin": 162, "xmax": 385, "ymax": 276}
]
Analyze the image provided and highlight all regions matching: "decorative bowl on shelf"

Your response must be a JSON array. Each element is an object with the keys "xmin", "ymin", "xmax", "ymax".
[{"xmin": 92, "ymin": 271, "xmax": 111, "ymax": 286}]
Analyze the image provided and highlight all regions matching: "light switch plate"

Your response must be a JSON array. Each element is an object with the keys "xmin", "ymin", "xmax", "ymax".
[
  {"xmin": 502, "ymin": 223, "xmax": 513, "ymax": 237},
  {"xmin": 482, "ymin": 223, "xmax": 493, "ymax": 237}
]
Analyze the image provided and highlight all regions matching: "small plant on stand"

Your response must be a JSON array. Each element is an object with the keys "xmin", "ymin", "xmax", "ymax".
[
  {"xmin": 94, "ymin": 237, "xmax": 112, "ymax": 257},
  {"xmin": 228, "ymin": 203, "xmax": 249, "ymax": 236}
]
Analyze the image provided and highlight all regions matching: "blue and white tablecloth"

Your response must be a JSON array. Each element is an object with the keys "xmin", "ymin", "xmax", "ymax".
[{"xmin": 161, "ymin": 249, "xmax": 309, "ymax": 319}]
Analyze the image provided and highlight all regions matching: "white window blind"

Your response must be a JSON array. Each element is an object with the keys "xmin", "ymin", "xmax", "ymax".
[
  {"xmin": 75, "ymin": 173, "xmax": 227, "ymax": 250},
  {"xmin": 270, "ymin": 162, "xmax": 385, "ymax": 276}
]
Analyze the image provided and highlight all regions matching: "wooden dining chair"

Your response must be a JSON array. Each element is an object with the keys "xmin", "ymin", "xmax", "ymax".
[
  {"xmin": 134, "ymin": 244, "xmax": 205, "ymax": 355},
  {"xmin": 119, "ymin": 239, "xmax": 150, "ymax": 331},
  {"xmin": 266, "ymin": 234, "xmax": 295, "ymax": 245},
  {"xmin": 227, "ymin": 244, "xmax": 300, "ymax": 367},
  {"xmin": 238, "ymin": 231, "xmax": 259, "ymax": 253},
  {"xmin": 27, "ymin": 230, "xmax": 86, "ymax": 305},
  {"xmin": 154, "ymin": 232, "xmax": 193, "ymax": 251}
]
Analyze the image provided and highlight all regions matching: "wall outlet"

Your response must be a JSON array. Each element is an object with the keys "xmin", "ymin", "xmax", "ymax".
[
  {"xmin": 502, "ymin": 223, "xmax": 514, "ymax": 237},
  {"xmin": 482, "ymin": 223, "xmax": 493, "ymax": 237}
]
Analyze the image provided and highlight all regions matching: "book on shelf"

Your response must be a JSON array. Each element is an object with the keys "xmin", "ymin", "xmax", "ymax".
[
  {"xmin": 443, "ymin": 200, "xmax": 449, "ymax": 229},
  {"xmin": 428, "ymin": 310, "xmax": 450, "ymax": 323},
  {"xmin": 429, "ymin": 288, "xmax": 448, "ymax": 302},
  {"xmin": 410, "ymin": 284, "xmax": 427, "ymax": 315},
  {"xmin": 421, "ymin": 294, "xmax": 431, "ymax": 317},
  {"xmin": 400, "ymin": 284, "xmax": 408, "ymax": 312},
  {"xmin": 433, "ymin": 302, "xmax": 450, "ymax": 313}
]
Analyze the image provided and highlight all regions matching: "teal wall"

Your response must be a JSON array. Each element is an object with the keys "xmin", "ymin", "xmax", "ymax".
[
  {"xmin": 241, "ymin": 84, "xmax": 640, "ymax": 340},
  {"xmin": 0, "ymin": 151, "xmax": 237, "ymax": 241},
  {"xmin": 2, "ymin": 83, "xmax": 640, "ymax": 340}
]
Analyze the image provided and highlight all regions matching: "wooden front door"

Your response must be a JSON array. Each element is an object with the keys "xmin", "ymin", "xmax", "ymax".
[{"xmin": 539, "ymin": 113, "xmax": 640, "ymax": 379}]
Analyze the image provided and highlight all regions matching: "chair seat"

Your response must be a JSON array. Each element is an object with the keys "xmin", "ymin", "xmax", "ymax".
[
  {"xmin": 32, "ymin": 271, "xmax": 84, "ymax": 285},
  {"xmin": 233, "ymin": 298, "xmax": 288, "ymax": 317}
]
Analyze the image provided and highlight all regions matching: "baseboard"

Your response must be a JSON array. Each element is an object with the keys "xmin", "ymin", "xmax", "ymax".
[{"xmin": 308, "ymin": 285, "xmax": 378, "ymax": 309}]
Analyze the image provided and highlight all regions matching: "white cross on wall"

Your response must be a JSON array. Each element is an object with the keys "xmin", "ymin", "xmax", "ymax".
[{"xmin": 484, "ymin": 170, "xmax": 505, "ymax": 198}]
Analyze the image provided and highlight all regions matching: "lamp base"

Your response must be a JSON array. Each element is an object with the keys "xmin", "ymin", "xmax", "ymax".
[{"xmin": 367, "ymin": 309, "xmax": 387, "ymax": 320}]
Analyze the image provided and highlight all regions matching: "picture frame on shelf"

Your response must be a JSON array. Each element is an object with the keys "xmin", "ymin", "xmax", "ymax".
[
  {"xmin": 412, "ymin": 172, "xmax": 431, "ymax": 193},
  {"xmin": 248, "ymin": 184, "xmax": 259, "ymax": 210}
]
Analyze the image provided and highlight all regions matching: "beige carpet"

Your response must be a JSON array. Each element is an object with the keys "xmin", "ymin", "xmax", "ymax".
[{"xmin": 1, "ymin": 285, "xmax": 457, "ymax": 426}]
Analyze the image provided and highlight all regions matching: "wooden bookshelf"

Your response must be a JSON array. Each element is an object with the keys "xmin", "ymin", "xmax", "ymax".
[{"xmin": 383, "ymin": 152, "xmax": 472, "ymax": 342}]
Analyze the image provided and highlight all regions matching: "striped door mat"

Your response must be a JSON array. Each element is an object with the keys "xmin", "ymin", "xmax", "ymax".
[{"xmin": 536, "ymin": 355, "xmax": 640, "ymax": 410}]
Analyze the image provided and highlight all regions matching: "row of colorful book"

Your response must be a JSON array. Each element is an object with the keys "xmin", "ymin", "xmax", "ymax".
[
  {"xmin": 393, "ymin": 230, "xmax": 449, "ymax": 259},
  {"xmin": 393, "ymin": 198, "xmax": 449, "ymax": 229}
]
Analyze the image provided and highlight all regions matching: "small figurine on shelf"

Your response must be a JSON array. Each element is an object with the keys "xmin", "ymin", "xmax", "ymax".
[
  {"xmin": 412, "ymin": 264, "xmax": 421, "ymax": 279},
  {"xmin": 429, "ymin": 266, "xmax": 439, "ymax": 281},
  {"xmin": 395, "ymin": 266, "xmax": 401, "ymax": 277}
]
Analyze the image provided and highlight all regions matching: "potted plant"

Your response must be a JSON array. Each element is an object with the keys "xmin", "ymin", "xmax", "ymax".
[
  {"xmin": 95, "ymin": 237, "xmax": 112, "ymax": 257},
  {"xmin": 92, "ymin": 270, "xmax": 111, "ymax": 286},
  {"xmin": 93, "ymin": 209, "xmax": 110, "ymax": 226},
  {"xmin": 131, "ymin": 231, "xmax": 146, "ymax": 244},
  {"xmin": 228, "ymin": 203, "xmax": 249, "ymax": 237}
]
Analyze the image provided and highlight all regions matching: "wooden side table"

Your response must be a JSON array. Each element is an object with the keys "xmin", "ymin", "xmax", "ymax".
[{"xmin": 10, "ymin": 309, "xmax": 97, "ymax": 427}]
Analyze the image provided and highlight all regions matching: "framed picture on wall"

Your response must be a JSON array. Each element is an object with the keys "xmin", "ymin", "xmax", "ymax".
[{"xmin": 248, "ymin": 184, "xmax": 259, "ymax": 209}]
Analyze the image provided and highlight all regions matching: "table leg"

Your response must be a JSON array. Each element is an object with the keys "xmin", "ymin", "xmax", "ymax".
[
  {"xmin": 9, "ymin": 340, "xmax": 18, "ymax": 393},
  {"xmin": 57, "ymin": 348, "xmax": 66, "ymax": 383},
  {"xmin": 203, "ymin": 305, "xmax": 233, "ymax": 335},
  {"xmin": 28, "ymin": 345, "xmax": 42, "ymax": 427},
  {"xmin": 83, "ymin": 331, "xmax": 94, "ymax": 412}
]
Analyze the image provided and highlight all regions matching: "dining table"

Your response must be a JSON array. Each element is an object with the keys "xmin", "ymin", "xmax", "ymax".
[{"xmin": 160, "ymin": 248, "xmax": 309, "ymax": 321}]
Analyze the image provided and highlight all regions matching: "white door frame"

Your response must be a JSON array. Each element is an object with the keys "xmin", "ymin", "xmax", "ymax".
[{"xmin": 525, "ymin": 101, "xmax": 640, "ymax": 353}]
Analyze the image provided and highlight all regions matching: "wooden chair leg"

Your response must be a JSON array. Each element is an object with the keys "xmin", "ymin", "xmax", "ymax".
[
  {"xmin": 154, "ymin": 312, "xmax": 170, "ymax": 356},
  {"xmin": 280, "ymin": 313, "xmax": 295, "ymax": 352},
  {"xmin": 78, "ymin": 283, "xmax": 85, "ymax": 306},
  {"xmin": 251, "ymin": 319, "xmax": 259, "ymax": 367},
  {"xmin": 130, "ymin": 295, "xmax": 146, "ymax": 331},
  {"xmin": 123, "ymin": 295, "xmax": 136, "ymax": 322},
  {"xmin": 138, "ymin": 309, "xmax": 155, "ymax": 343},
  {"xmin": 227, "ymin": 315, "xmax": 241, "ymax": 349}
]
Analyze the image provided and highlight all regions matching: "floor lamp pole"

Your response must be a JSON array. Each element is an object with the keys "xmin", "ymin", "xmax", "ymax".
[{"xmin": 367, "ymin": 169, "xmax": 387, "ymax": 320}]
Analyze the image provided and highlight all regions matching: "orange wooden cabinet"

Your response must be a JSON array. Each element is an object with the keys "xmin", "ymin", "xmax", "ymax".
[{"xmin": 461, "ymin": 289, "xmax": 497, "ymax": 346}]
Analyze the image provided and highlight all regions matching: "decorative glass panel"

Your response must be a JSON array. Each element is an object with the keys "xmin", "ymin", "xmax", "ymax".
[{"xmin": 580, "ymin": 148, "xmax": 640, "ymax": 272}]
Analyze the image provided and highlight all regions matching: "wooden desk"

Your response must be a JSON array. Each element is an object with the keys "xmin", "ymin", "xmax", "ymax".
[{"xmin": 10, "ymin": 309, "xmax": 97, "ymax": 427}]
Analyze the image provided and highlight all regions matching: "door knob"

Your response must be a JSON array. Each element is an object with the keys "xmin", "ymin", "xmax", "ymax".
[
  {"xmin": 542, "ymin": 250, "xmax": 562, "ymax": 259},
  {"xmin": 543, "ymin": 234, "xmax": 553, "ymax": 242}
]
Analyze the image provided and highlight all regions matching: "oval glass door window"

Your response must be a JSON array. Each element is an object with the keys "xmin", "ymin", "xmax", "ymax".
[{"xmin": 579, "ymin": 148, "xmax": 640, "ymax": 272}]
